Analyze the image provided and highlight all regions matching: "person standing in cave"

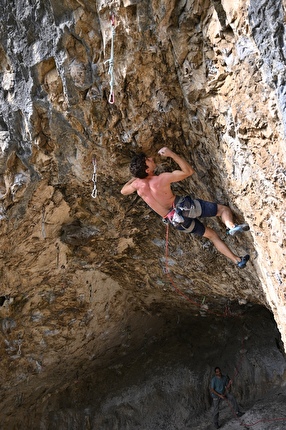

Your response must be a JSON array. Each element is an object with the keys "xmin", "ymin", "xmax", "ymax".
[
  {"xmin": 210, "ymin": 366, "xmax": 244, "ymax": 429},
  {"xmin": 121, "ymin": 146, "xmax": 250, "ymax": 268}
]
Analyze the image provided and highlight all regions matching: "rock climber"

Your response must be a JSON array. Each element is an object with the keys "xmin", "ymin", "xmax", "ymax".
[
  {"xmin": 121, "ymin": 147, "xmax": 250, "ymax": 268},
  {"xmin": 210, "ymin": 366, "xmax": 244, "ymax": 429}
]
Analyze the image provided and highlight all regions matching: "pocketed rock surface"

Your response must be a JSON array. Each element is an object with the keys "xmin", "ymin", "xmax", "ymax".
[{"xmin": 0, "ymin": 0, "xmax": 285, "ymax": 428}]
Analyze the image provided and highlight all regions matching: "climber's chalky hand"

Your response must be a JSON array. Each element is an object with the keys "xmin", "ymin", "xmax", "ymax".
[{"xmin": 158, "ymin": 147, "xmax": 173, "ymax": 157}]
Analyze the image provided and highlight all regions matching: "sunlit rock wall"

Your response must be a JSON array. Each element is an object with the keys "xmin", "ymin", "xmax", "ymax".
[{"xmin": 0, "ymin": 0, "xmax": 285, "ymax": 426}]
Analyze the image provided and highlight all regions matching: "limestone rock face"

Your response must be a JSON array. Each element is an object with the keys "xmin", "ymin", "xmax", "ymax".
[{"xmin": 0, "ymin": 0, "xmax": 285, "ymax": 428}]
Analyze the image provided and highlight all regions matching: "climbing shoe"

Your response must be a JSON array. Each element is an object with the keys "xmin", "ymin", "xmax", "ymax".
[
  {"xmin": 227, "ymin": 223, "xmax": 250, "ymax": 236},
  {"xmin": 237, "ymin": 255, "xmax": 250, "ymax": 269}
]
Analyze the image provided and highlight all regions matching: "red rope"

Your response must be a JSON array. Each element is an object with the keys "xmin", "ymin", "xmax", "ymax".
[
  {"xmin": 164, "ymin": 223, "xmax": 231, "ymax": 317},
  {"xmin": 242, "ymin": 417, "xmax": 286, "ymax": 428}
]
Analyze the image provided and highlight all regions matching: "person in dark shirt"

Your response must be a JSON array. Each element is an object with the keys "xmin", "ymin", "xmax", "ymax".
[{"xmin": 210, "ymin": 367, "xmax": 244, "ymax": 428}]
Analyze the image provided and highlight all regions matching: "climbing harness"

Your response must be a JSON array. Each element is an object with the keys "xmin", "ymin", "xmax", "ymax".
[
  {"xmin": 91, "ymin": 158, "xmax": 97, "ymax": 198},
  {"xmin": 163, "ymin": 197, "xmax": 201, "ymax": 232},
  {"xmin": 105, "ymin": 14, "xmax": 116, "ymax": 104}
]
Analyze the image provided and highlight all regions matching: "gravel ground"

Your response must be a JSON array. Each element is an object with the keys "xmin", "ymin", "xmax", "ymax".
[{"xmin": 192, "ymin": 385, "xmax": 286, "ymax": 430}]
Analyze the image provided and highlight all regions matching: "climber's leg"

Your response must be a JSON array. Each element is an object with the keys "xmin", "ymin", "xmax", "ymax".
[
  {"xmin": 216, "ymin": 204, "xmax": 249, "ymax": 235},
  {"xmin": 203, "ymin": 226, "xmax": 249, "ymax": 268},
  {"xmin": 203, "ymin": 226, "xmax": 239, "ymax": 263}
]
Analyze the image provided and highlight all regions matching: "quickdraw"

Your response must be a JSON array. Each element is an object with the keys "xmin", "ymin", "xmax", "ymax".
[
  {"xmin": 105, "ymin": 14, "xmax": 116, "ymax": 104},
  {"xmin": 91, "ymin": 158, "xmax": 97, "ymax": 199}
]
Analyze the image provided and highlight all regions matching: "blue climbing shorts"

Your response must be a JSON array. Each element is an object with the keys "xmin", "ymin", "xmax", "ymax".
[{"xmin": 165, "ymin": 196, "xmax": 218, "ymax": 237}]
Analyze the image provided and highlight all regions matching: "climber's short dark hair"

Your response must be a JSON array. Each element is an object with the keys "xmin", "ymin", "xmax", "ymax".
[{"xmin": 130, "ymin": 153, "xmax": 148, "ymax": 179}]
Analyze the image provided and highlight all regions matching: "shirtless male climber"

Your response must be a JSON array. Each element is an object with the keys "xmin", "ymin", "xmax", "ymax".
[{"xmin": 121, "ymin": 147, "xmax": 250, "ymax": 268}]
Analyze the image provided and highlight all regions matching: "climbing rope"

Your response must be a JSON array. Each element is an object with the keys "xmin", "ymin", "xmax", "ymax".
[
  {"xmin": 91, "ymin": 158, "xmax": 97, "ymax": 198},
  {"xmin": 164, "ymin": 222, "xmax": 231, "ymax": 316},
  {"xmin": 105, "ymin": 14, "xmax": 116, "ymax": 104}
]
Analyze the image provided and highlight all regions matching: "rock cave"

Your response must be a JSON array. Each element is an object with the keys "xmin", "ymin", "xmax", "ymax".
[{"xmin": 0, "ymin": 0, "xmax": 285, "ymax": 429}]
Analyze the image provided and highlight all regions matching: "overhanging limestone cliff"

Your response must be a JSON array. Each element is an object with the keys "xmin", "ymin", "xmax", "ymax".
[{"xmin": 0, "ymin": 0, "xmax": 285, "ymax": 428}]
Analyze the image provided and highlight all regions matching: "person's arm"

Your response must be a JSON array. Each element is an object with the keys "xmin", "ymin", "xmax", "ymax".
[
  {"xmin": 210, "ymin": 379, "xmax": 225, "ymax": 399},
  {"xmin": 121, "ymin": 178, "xmax": 137, "ymax": 195},
  {"xmin": 158, "ymin": 147, "xmax": 195, "ymax": 182},
  {"xmin": 210, "ymin": 387, "xmax": 225, "ymax": 399}
]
